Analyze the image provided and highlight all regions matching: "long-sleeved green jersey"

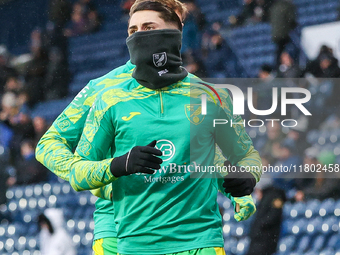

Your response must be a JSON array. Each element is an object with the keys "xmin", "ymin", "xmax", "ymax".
[
  {"xmin": 35, "ymin": 60, "xmax": 135, "ymax": 240},
  {"xmin": 70, "ymin": 75, "xmax": 261, "ymax": 254},
  {"xmin": 35, "ymin": 59, "xmax": 242, "ymax": 242}
]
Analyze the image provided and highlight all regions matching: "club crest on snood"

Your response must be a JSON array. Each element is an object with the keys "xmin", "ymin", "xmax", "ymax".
[{"xmin": 126, "ymin": 29, "xmax": 188, "ymax": 89}]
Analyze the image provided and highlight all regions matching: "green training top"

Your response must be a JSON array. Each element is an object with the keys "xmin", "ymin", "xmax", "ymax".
[
  {"xmin": 70, "ymin": 75, "xmax": 262, "ymax": 254},
  {"xmin": 35, "ymin": 60, "xmax": 135, "ymax": 240}
]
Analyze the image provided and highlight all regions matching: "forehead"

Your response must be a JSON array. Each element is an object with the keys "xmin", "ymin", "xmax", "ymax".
[{"xmin": 129, "ymin": 10, "xmax": 165, "ymax": 26}]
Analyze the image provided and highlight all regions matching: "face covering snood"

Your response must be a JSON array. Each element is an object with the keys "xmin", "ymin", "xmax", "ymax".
[{"xmin": 126, "ymin": 29, "xmax": 188, "ymax": 90}]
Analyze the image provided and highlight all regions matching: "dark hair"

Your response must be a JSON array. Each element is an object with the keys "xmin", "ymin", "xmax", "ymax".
[
  {"xmin": 38, "ymin": 213, "xmax": 54, "ymax": 234},
  {"xmin": 260, "ymin": 64, "xmax": 273, "ymax": 73},
  {"xmin": 133, "ymin": 0, "xmax": 188, "ymax": 21},
  {"xmin": 130, "ymin": 1, "xmax": 182, "ymax": 31}
]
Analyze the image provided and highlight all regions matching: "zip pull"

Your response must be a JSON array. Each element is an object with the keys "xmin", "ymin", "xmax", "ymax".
[{"xmin": 158, "ymin": 90, "xmax": 164, "ymax": 115}]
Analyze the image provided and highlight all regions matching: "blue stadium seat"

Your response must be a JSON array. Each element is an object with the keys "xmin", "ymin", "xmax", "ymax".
[
  {"xmin": 319, "ymin": 198, "xmax": 335, "ymax": 217},
  {"xmin": 72, "ymin": 233, "xmax": 81, "ymax": 248},
  {"xmin": 76, "ymin": 220, "xmax": 86, "ymax": 234},
  {"xmin": 23, "ymin": 186, "xmax": 34, "ymax": 199},
  {"xmin": 304, "ymin": 251, "xmax": 319, "ymax": 255},
  {"xmin": 51, "ymin": 183, "xmax": 62, "ymax": 196},
  {"xmin": 294, "ymin": 235, "xmax": 311, "ymax": 253},
  {"xmin": 26, "ymin": 236, "xmax": 38, "ymax": 250},
  {"xmin": 307, "ymin": 130, "xmax": 320, "ymax": 144},
  {"xmin": 14, "ymin": 236, "xmax": 26, "ymax": 252},
  {"xmin": 283, "ymin": 202, "xmax": 293, "ymax": 219},
  {"xmin": 32, "ymin": 98, "xmax": 73, "ymax": 121},
  {"xmin": 230, "ymin": 224, "xmax": 246, "ymax": 237},
  {"xmin": 224, "ymin": 237, "xmax": 238, "ymax": 254},
  {"xmin": 221, "ymin": 198, "xmax": 233, "ymax": 211},
  {"xmin": 333, "ymin": 199, "xmax": 340, "ymax": 215},
  {"xmin": 13, "ymin": 186, "xmax": 25, "ymax": 200},
  {"xmin": 66, "ymin": 219, "xmax": 76, "ymax": 235},
  {"xmin": 320, "ymin": 248, "xmax": 336, "ymax": 255},
  {"xmin": 235, "ymin": 237, "xmax": 250, "ymax": 255},
  {"xmin": 4, "ymin": 237, "xmax": 15, "ymax": 253},
  {"xmin": 289, "ymin": 218, "xmax": 308, "ymax": 236},
  {"xmin": 311, "ymin": 234, "xmax": 327, "ymax": 253},
  {"xmin": 305, "ymin": 199, "xmax": 321, "ymax": 218},
  {"xmin": 0, "ymin": 225, "xmax": 5, "ymax": 239},
  {"xmin": 223, "ymin": 223, "xmax": 234, "ymax": 238},
  {"xmin": 85, "ymin": 219, "xmax": 94, "ymax": 233},
  {"xmin": 327, "ymin": 234, "xmax": 340, "ymax": 250},
  {"xmin": 290, "ymin": 202, "xmax": 306, "ymax": 219},
  {"xmin": 306, "ymin": 217, "xmax": 323, "ymax": 236},
  {"xmin": 277, "ymin": 235, "xmax": 296, "ymax": 253}
]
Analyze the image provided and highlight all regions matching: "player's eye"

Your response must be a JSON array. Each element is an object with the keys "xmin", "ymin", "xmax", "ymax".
[
  {"xmin": 130, "ymin": 29, "xmax": 137, "ymax": 35},
  {"xmin": 146, "ymin": 26, "xmax": 154, "ymax": 30}
]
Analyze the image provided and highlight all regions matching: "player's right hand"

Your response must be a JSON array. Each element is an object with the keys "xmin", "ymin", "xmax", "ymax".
[
  {"xmin": 110, "ymin": 140, "xmax": 163, "ymax": 177},
  {"xmin": 232, "ymin": 195, "xmax": 256, "ymax": 222}
]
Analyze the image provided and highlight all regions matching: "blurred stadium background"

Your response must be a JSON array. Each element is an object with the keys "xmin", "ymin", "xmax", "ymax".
[{"xmin": 1, "ymin": 0, "xmax": 340, "ymax": 254}]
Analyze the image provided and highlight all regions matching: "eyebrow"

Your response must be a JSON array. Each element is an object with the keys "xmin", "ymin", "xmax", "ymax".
[{"xmin": 128, "ymin": 22, "xmax": 157, "ymax": 32}]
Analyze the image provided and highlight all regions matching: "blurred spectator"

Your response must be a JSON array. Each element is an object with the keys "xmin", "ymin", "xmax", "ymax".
[
  {"xmin": 320, "ymin": 105, "xmax": 340, "ymax": 130},
  {"xmin": 202, "ymin": 31, "xmax": 230, "ymax": 78},
  {"xmin": 122, "ymin": 0, "xmax": 136, "ymax": 15},
  {"xmin": 38, "ymin": 208, "xmax": 76, "ymax": 255},
  {"xmin": 4, "ymin": 75, "xmax": 23, "ymax": 95},
  {"xmin": 317, "ymin": 53, "xmax": 340, "ymax": 78},
  {"xmin": 304, "ymin": 46, "xmax": 340, "ymax": 78},
  {"xmin": 183, "ymin": 51, "xmax": 207, "ymax": 78},
  {"xmin": 0, "ymin": 92, "xmax": 35, "ymax": 163},
  {"xmin": 286, "ymin": 117, "xmax": 310, "ymax": 157},
  {"xmin": 256, "ymin": 121, "xmax": 286, "ymax": 163},
  {"xmin": 272, "ymin": 138, "xmax": 302, "ymax": 192},
  {"xmin": 24, "ymin": 23, "xmax": 70, "ymax": 104},
  {"xmin": 64, "ymin": 1, "xmax": 100, "ymax": 37},
  {"xmin": 0, "ymin": 45, "xmax": 17, "ymax": 96},
  {"xmin": 230, "ymin": 0, "xmax": 274, "ymax": 26},
  {"xmin": 295, "ymin": 151, "xmax": 340, "ymax": 201},
  {"xmin": 43, "ymin": 21, "xmax": 69, "ymax": 61},
  {"xmin": 294, "ymin": 147, "xmax": 319, "ymax": 201},
  {"xmin": 0, "ymin": 164, "xmax": 9, "ymax": 206},
  {"xmin": 258, "ymin": 64, "xmax": 275, "ymax": 81},
  {"xmin": 64, "ymin": 3, "xmax": 90, "ymax": 37},
  {"xmin": 13, "ymin": 139, "xmax": 48, "ymax": 185},
  {"xmin": 277, "ymin": 51, "xmax": 301, "ymax": 78},
  {"xmin": 183, "ymin": 0, "xmax": 205, "ymax": 30},
  {"xmin": 40, "ymin": 20, "xmax": 70, "ymax": 101},
  {"xmin": 25, "ymin": 30, "xmax": 48, "ymax": 105},
  {"xmin": 33, "ymin": 116, "xmax": 49, "ymax": 143},
  {"xmin": 229, "ymin": 0, "xmax": 257, "ymax": 26},
  {"xmin": 0, "ymin": 122, "xmax": 13, "ymax": 150},
  {"xmin": 247, "ymin": 174, "xmax": 286, "ymax": 255},
  {"xmin": 43, "ymin": 47, "xmax": 70, "ymax": 100},
  {"xmin": 79, "ymin": 0, "xmax": 101, "ymax": 32},
  {"xmin": 182, "ymin": 0, "xmax": 205, "ymax": 54},
  {"xmin": 0, "ymin": 92, "xmax": 19, "ymax": 123},
  {"xmin": 253, "ymin": 0, "xmax": 274, "ymax": 22},
  {"xmin": 0, "ymin": 123, "xmax": 11, "ymax": 207},
  {"xmin": 269, "ymin": 0, "xmax": 297, "ymax": 68},
  {"xmin": 254, "ymin": 64, "xmax": 277, "ymax": 117},
  {"xmin": 48, "ymin": 0, "xmax": 72, "ymax": 29},
  {"xmin": 302, "ymin": 47, "xmax": 340, "ymax": 109}
]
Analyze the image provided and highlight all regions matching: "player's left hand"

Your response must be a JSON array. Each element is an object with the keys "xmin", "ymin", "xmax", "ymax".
[
  {"xmin": 223, "ymin": 171, "xmax": 256, "ymax": 197},
  {"xmin": 232, "ymin": 195, "xmax": 256, "ymax": 222}
]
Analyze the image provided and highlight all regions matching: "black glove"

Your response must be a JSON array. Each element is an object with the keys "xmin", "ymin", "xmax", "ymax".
[
  {"xmin": 222, "ymin": 161, "xmax": 256, "ymax": 197},
  {"xmin": 110, "ymin": 140, "xmax": 163, "ymax": 177}
]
